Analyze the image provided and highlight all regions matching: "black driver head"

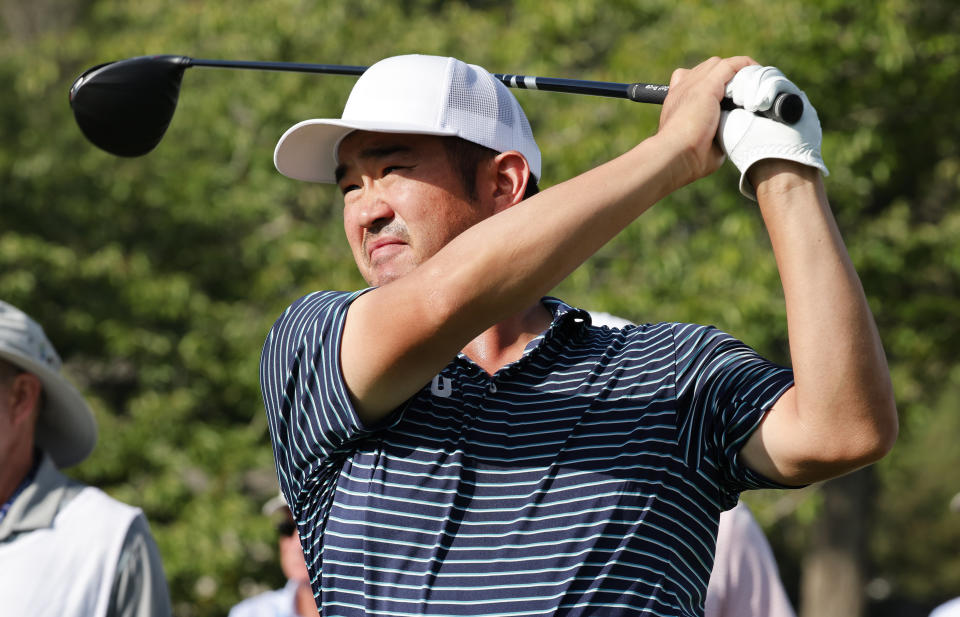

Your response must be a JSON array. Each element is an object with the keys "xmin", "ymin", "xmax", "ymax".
[{"xmin": 69, "ymin": 55, "xmax": 190, "ymax": 157}]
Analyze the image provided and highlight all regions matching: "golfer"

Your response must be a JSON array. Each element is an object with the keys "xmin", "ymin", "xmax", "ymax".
[{"xmin": 260, "ymin": 54, "xmax": 897, "ymax": 616}]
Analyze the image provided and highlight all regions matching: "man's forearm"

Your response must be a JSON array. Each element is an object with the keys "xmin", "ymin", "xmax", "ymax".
[{"xmin": 745, "ymin": 161, "xmax": 897, "ymax": 483}]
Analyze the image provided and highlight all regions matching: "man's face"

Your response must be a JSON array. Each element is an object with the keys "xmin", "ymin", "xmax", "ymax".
[
  {"xmin": 335, "ymin": 132, "xmax": 493, "ymax": 286},
  {"xmin": 0, "ymin": 365, "xmax": 24, "ymax": 463},
  {"xmin": 276, "ymin": 512, "xmax": 311, "ymax": 584},
  {"xmin": 0, "ymin": 374, "xmax": 13, "ymax": 461},
  {"xmin": 0, "ymin": 364, "xmax": 41, "ymax": 467},
  {"xmin": 279, "ymin": 529, "xmax": 311, "ymax": 584}
]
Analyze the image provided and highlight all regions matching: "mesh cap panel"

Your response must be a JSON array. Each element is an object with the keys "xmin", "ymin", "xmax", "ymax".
[{"xmin": 444, "ymin": 61, "xmax": 537, "ymax": 166}]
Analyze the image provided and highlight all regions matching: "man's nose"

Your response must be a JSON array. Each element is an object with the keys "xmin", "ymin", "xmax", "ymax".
[{"xmin": 354, "ymin": 184, "xmax": 395, "ymax": 230}]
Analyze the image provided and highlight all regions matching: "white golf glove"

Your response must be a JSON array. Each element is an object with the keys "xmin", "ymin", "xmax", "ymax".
[{"xmin": 719, "ymin": 65, "xmax": 829, "ymax": 200}]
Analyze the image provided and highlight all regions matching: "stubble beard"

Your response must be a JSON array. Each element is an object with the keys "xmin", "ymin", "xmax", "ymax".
[{"xmin": 361, "ymin": 221, "xmax": 413, "ymax": 287}]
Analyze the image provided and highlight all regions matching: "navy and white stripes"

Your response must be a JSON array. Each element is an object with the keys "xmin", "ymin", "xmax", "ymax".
[{"xmin": 260, "ymin": 293, "xmax": 794, "ymax": 616}]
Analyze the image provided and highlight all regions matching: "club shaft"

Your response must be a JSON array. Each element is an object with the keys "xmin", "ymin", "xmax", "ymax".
[
  {"xmin": 189, "ymin": 57, "xmax": 368, "ymax": 76},
  {"xmin": 185, "ymin": 57, "xmax": 802, "ymax": 123},
  {"xmin": 188, "ymin": 57, "xmax": 800, "ymax": 122},
  {"xmin": 189, "ymin": 57, "xmax": 669, "ymax": 103}
]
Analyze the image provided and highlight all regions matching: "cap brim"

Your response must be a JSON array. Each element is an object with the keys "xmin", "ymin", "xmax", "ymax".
[
  {"xmin": 274, "ymin": 119, "xmax": 458, "ymax": 184},
  {"xmin": 0, "ymin": 349, "xmax": 97, "ymax": 468},
  {"xmin": 262, "ymin": 491, "xmax": 288, "ymax": 516}
]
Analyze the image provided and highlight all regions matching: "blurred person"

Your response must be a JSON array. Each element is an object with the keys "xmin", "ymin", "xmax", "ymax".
[
  {"xmin": 228, "ymin": 494, "xmax": 318, "ymax": 617},
  {"xmin": 0, "ymin": 300, "xmax": 171, "ymax": 617},
  {"xmin": 706, "ymin": 502, "xmax": 795, "ymax": 617},
  {"xmin": 261, "ymin": 54, "xmax": 897, "ymax": 615},
  {"xmin": 591, "ymin": 312, "xmax": 796, "ymax": 617},
  {"xmin": 927, "ymin": 494, "xmax": 960, "ymax": 617},
  {"xmin": 931, "ymin": 599, "xmax": 960, "ymax": 617}
]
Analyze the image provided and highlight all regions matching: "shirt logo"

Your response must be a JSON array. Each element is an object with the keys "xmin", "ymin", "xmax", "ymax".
[{"xmin": 430, "ymin": 376, "xmax": 453, "ymax": 398}]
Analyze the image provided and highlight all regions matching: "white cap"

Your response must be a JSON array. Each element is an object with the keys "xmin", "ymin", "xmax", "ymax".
[
  {"xmin": 262, "ymin": 490, "xmax": 288, "ymax": 516},
  {"xmin": 0, "ymin": 301, "xmax": 97, "ymax": 468},
  {"xmin": 274, "ymin": 54, "xmax": 541, "ymax": 184}
]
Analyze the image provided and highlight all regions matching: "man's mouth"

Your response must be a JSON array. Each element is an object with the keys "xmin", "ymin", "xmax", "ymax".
[{"xmin": 366, "ymin": 237, "xmax": 405, "ymax": 262}]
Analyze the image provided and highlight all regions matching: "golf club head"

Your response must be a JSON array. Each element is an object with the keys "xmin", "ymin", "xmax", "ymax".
[{"xmin": 69, "ymin": 55, "xmax": 190, "ymax": 157}]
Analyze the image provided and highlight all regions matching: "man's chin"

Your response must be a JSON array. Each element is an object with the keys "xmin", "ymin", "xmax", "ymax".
[{"xmin": 367, "ymin": 267, "xmax": 408, "ymax": 287}]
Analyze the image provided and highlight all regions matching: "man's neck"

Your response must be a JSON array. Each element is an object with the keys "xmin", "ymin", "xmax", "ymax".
[{"xmin": 460, "ymin": 302, "xmax": 553, "ymax": 376}]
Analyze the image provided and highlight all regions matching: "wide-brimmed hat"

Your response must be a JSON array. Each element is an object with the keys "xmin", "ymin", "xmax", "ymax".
[
  {"xmin": 0, "ymin": 301, "xmax": 97, "ymax": 467},
  {"xmin": 274, "ymin": 54, "xmax": 541, "ymax": 184}
]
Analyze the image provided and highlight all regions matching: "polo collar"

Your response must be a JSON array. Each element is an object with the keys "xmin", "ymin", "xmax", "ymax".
[
  {"xmin": 541, "ymin": 297, "xmax": 590, "ymax": 327},
  {"xmin": 0, "ymin": 451, "xmax": 81, "ymax": 541},
  {"xmin": 448, "ymin": 297, "xmax": 589, "ymax": 379}
]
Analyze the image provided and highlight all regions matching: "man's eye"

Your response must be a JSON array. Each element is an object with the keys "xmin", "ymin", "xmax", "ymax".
[
  {"xmin": 383, "ymin": 165, "xmax": 407, "ymax": 175},
  {"xmin": 340, "ymin": 184, "xmax": 360, "ymax": 195}
]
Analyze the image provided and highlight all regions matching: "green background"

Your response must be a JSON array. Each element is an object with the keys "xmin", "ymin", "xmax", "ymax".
[{"xmin": 2, "ymin": 1, "xmax": 958, "ymax": 615}]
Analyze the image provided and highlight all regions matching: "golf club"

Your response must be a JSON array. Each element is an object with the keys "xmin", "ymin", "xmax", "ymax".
[{"xmin": 68, "ymin": 54, "xmax": 804, "ymax": 157}]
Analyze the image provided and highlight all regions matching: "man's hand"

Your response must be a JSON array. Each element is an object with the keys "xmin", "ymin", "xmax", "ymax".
[
  {"xmin": 719, "ymin": 65, "xmax": 829, "ymax": 200},
  {"xmin": 656, "ymin": 56, "xmax": 757, "ymax": 188}
]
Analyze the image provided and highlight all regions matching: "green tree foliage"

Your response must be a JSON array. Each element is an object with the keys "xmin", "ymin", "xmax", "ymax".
[{"xmin": 1, "ymin": 1, "xmax": 957, "ymax": 615}]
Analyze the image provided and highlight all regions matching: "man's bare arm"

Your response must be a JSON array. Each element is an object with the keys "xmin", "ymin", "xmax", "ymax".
[{"xmin": 740, "ymin": 161, "xmax": 897, "ymax": 485}]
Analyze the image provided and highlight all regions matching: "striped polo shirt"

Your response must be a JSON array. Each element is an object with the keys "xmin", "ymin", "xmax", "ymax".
[{"xmin": 260, "ymin": 292, "xmax": 795, "ymax": 617}]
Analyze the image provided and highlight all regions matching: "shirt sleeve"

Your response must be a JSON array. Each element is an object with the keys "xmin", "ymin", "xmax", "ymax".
[
  {"xmin": 672, "ymin": 323, "xmax": 796, "ymax": 502},
  {"xmin": 259, "ymin": 290, "xmax": 375, "ymax": 518},
  {"xmin": 106, "ymin": 513, "xmax": 172, "ymax": 617}
]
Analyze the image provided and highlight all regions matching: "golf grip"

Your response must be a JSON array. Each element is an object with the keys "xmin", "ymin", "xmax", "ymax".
[
  {"xmin": 624, "ymin": 82, "xmax": 804, "ymax": 125},
  {"xmin": 495, "ymin": 74, "xmax": 803, "ymax": 125}
]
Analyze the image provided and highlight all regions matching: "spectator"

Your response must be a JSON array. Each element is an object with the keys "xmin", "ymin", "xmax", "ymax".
[
  {"xmin": 0, "ymin": 300, "xmax": 171, "ymax": 617},
  {"xmin": 228, "ymin": 493, "xmax": 319, "ymax": 617}
]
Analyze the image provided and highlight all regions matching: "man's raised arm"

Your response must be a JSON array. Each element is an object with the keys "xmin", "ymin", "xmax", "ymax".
[
  {"xmin": 740, "ymin": 161, "xmax": 897, "ymax": 485},
  {"xmin": 720, "ymin": 68, "xmax": 898, "ymax": 484}
]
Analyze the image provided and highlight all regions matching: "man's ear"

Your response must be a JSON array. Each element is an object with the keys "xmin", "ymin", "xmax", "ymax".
[
  {"xmin": 8, "ymin": 373, "xmax": 42, "ymax": 426},
  {"xmin": 489, "ymin": 151, "xmax": 530, "ymax": 212}
]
